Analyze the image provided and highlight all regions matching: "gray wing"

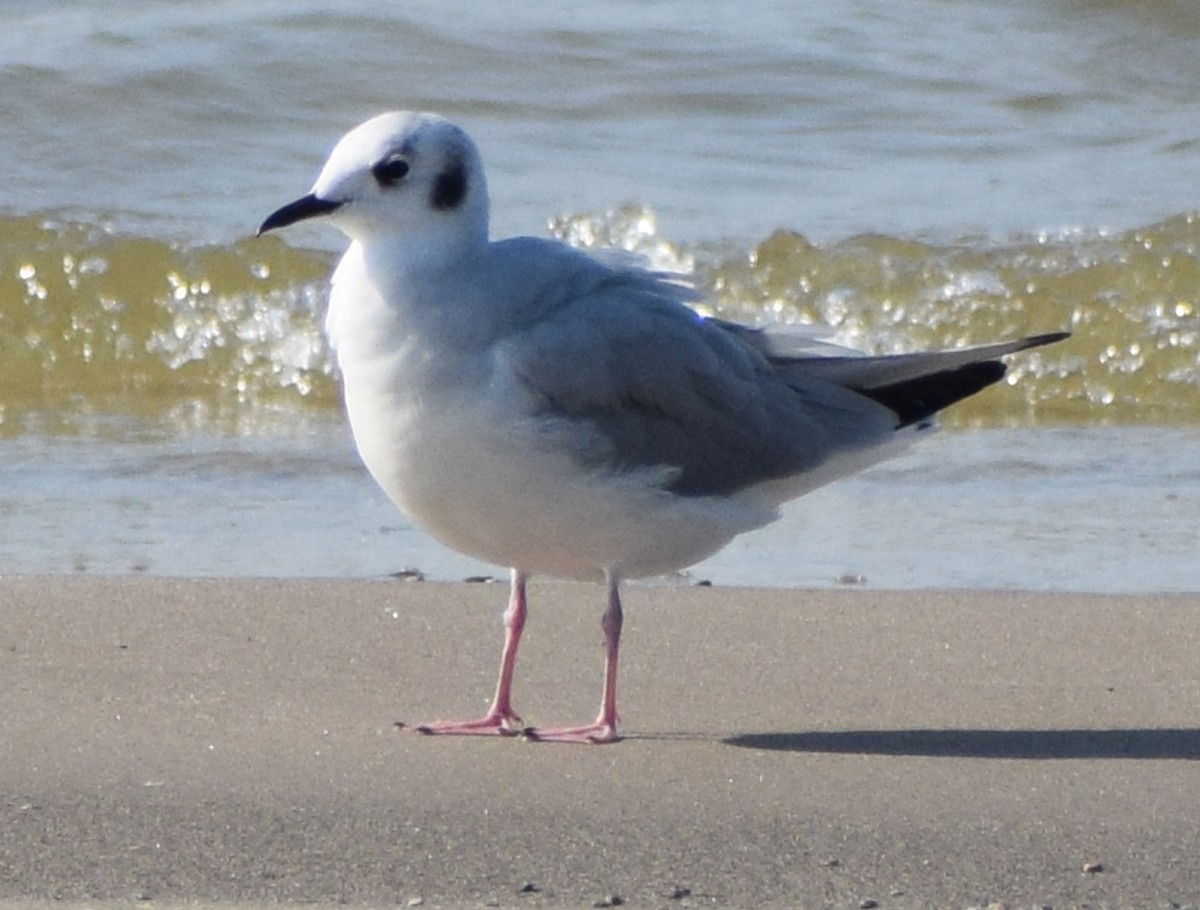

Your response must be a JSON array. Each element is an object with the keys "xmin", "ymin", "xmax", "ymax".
[
  {"xmin": 495, "ymin": 243, "xmax": 1067, "ymax": 497},
  {"xmin": 500, "ymin": 270, "xmax": 900, "ymax": 498}
]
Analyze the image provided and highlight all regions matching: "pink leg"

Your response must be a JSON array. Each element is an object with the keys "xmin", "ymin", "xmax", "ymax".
[
  {"xmin": 412, "ymin": 569, "xmax": 527, "ymax": 736},
  {"xmin": 525, "ymin": 571, "xmax": 623, "ymax": 744}
]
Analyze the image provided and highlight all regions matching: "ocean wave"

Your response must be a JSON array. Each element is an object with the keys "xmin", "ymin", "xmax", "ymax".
[{"xmin": 2, "ymin": 208, "xmax": 1196, "ymax": 435}]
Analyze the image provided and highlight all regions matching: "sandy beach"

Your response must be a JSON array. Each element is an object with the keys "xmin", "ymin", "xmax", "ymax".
[{"xmin": 3, "ymin": 576, "xmax": 1199, "ymax": 909}]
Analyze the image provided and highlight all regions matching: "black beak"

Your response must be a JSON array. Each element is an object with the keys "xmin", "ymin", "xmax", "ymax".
[{"xmin": 257, "ymin": 193, "xmax": 343, "ymax": 235}]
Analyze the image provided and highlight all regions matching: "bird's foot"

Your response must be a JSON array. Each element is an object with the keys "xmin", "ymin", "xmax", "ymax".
[
  {"xmin": 407, "ymin": 709, "xmax": 523, "ymax": 737},
  {"xmin": 522, "ymin": 720, "xmax": 620, "ymax": 745}
]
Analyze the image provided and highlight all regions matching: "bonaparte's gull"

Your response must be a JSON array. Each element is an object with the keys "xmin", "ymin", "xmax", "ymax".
[{"xmin": 259, "ymin": 111, "xmax": 1067, "ymax": 744}]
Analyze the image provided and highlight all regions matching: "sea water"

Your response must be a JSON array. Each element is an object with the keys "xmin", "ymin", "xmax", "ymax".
[{"xmin": 2, "ymin": 1, "xmax": 1198, "ymax": 591}]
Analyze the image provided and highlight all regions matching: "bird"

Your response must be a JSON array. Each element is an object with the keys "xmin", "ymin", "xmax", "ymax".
[{"xmin": 258, "ymin": 111, "xmax": 1067, "ymax": 744}]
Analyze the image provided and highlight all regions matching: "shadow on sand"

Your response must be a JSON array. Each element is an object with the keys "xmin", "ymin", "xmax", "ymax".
[{"xmin": 722, "ymin": 727, "xmax": 1200, "ymax": 760}]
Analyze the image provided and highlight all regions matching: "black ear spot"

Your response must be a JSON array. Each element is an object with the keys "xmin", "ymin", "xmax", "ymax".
[{"xmin": 430, "ymin": 159, "xmax": 468, "ymax": 211}]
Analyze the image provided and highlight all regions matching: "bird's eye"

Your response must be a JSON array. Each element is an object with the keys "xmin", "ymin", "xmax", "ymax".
[{"xmin": 372, "ymin": 156, "xmax": 410, "ymax": 187}]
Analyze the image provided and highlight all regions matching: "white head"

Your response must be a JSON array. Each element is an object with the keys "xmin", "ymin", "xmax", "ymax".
[{"xmin": 258, "ymin": 111, "xmax": 489, "ymax": 251}]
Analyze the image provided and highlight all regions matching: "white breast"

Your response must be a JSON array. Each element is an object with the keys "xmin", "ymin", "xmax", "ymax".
[{"xmin": 336, "ymin": 336, "xmax": 774, "ymax": 582}]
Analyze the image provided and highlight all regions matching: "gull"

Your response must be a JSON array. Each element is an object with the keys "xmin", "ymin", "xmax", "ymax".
[{"xmin": 258, "ymin": 111, "xmax": 1067, "ymax": 744}]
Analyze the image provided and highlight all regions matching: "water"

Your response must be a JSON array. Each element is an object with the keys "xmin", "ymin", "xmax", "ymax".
[
  {"xmin": 2, "ymin": 1, "xmax": 1198, "ymax": 591},
  {"xmin": 3, "ymin": 422, "xmax": 1197, "ymax": 592}
]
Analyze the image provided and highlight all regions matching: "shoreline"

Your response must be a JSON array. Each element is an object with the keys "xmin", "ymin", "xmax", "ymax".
[{"xmin": 3, "ymin": 576, "xmax": 1199, "ymax": 908}]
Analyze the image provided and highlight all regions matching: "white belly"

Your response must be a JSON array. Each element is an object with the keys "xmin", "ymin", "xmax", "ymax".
[{"xmin": 340, "ymin": 357, "xmax": 776, "ymax": 582}]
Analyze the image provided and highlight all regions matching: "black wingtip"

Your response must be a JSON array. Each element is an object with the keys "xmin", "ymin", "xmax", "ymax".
[
  {"xmin": 862, "ymin": 330, "xmax": 1069, "ymax": 428},
  {"xmin": 866, "ymin": 360, "xmax": 1009, "ymax": 428}
]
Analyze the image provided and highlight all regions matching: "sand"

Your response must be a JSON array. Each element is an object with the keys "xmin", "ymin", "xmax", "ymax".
[{"xmin": 3, "ymin": 575, "xmax": 1199, "ymax": 909}]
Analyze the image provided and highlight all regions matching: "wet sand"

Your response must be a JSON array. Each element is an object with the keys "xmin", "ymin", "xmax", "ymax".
[{"xmin": 3, "ymin": 576, "xmax": 1199, "ymax": 909}]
